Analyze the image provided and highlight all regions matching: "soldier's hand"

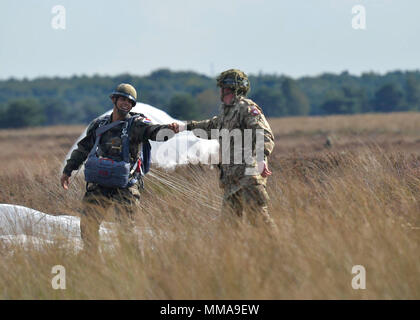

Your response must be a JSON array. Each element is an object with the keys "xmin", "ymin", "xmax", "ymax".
[
  {"xmin": 168, "ymin": 122, "xmax": 186, "ymax": 133},
  {"xmin": 167, "ymin": 122, "xmax": 179, "ymax": 133},
  {"xmin": 258, "ymin": 161, "xmax": 272, "ymax": 178},
  {"xmin": 61, "ymin": 173, "xmax": 70, "ymax": 190}
]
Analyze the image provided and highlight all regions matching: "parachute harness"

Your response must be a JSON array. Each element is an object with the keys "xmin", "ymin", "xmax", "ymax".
[{"xmin": 84, "ymin": 114, "xmax": 148, "ymax": 189}]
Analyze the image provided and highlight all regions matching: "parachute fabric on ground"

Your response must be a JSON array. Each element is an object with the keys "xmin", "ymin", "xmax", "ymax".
[
  {"xmin": 0, "ymin": 204, "xmax": 136, "ymax": 252},
  {"xmin": 63, "ymin": 102, "xmax": 219, "ymax": 172},
  {"xmin": 0, "ymin": 204, "xmax": 80, "ymax": 237}
]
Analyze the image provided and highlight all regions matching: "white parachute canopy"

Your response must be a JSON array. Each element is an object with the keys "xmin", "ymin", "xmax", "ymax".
[
  {"xmin": 0, "ymin": 204, "xmax": 154, "ymax": 251},
  {"xmin": 0, "ymin": 203, "xmax": 84, "ymax": 251},
  {"xmin": 0, "ymin": 204, "xmax": 81, "ymax": 239},
  {"xmin": 63, "ymin": 102, "xmax": 219, "ymax": 170}
]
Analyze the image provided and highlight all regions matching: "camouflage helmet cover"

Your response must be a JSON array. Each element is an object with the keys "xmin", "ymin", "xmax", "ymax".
[
  {"xmin": 110, "ymin": 83, "xmax": 137, "ymax": 105},
  {"xmin": 216, "ymin": 69, "xmax": 250, "ymax": 96}
]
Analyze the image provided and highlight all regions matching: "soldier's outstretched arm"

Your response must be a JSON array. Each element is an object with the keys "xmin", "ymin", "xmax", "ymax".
[
  {"xmin": 185, "ymin": 116, "xmax": 220, "ymax": 139},
  {"xmin": 132, "ymin": 117, "xmax": 178, "ymax": 142}
]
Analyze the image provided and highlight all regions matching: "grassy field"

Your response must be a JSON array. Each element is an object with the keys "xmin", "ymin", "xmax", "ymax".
[{"xmin": 0, "ymin": 112, "xmax": 420, "ymax": 299}]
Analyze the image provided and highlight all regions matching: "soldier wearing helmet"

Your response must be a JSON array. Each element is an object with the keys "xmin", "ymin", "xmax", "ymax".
[
  {"xmin": 61, "ymin": 83, "xmax": 178, "ymax": 253},
  {"xmin": 173, "ymin": 69, "xmax": 278, "ymax": 232},
  {"xmin": 110, "ymin": 83, "xmax": 138, "ymax": 117}
]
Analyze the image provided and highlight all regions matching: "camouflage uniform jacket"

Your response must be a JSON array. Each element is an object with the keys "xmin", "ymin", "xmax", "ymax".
[
  {"xmin": 187, "ymin": 97, "xmax": 275, "ymax": 196},
  {"xmin": 63, "ymin": 112, "xmax": 170, "ymax": 177}
]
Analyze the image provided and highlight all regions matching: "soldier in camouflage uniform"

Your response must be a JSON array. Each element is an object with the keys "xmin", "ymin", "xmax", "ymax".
[
  {"xmin": 61, "ymin": 83, "xmax": 178, "ymax": 252},
  {"xmin": 174, "ymin": 69, "xmax": 277, "ymax": 231}
]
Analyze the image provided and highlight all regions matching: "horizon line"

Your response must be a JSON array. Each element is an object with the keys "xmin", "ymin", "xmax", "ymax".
[{"xmin": 2, "ymin": 68, "xmax": 420, "ymax": 82}]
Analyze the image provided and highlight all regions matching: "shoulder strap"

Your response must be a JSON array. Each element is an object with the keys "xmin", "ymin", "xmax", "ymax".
[
  {"xmin": 121, "ymin": 114, "xmax": 143, "ymax": 164},
  {"xmin": 96, "ymin": 120, "xmax": 124, "ymax": 136},
  {"xmin": 88, "ymin": 118, "xmax": 124, "ymax": 158},
  {"xmin": 141, "ymin": 141, "xmax": 152, "ymax": 174},
  {"xmin": 125, "ymin": 113, "xmax": 152, "ymax": 175},
  {"xmin": 89, "ymin": 114, "xmax": 138, "ymax": 162},
  {"xmin": 98, "ymin": 114, "xmax": 111, "ymax": 125}
]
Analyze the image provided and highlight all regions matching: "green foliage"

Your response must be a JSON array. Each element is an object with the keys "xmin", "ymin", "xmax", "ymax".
[
  {"xmin": 168, "ymin": 93, "xmax": 201, "ymax": 120},
  {"xmin": 0, "ymin": 99, "xmax": 46, "ymax": 128},
  {"xmin": 372, "ymin": 83, "xmax": 404, "ymax": 112},
  {"xmin": 282, "ymin": 78, "xmax": 310, "ymax": 116},
  {"xmin": 250, "ymin": 86, "xmax": 286, "ymax": 117},
  {"xmin": 195, "ymin": 89, "xmax": 220, "ymax": 119},
  {"xmin": 321, "ymin": 85, "xmax": 368, "ymax": 115},
  {"xmin": 250, "ymin": 78, "xmax": 310, "ymax": 117},
  {"xmin": 2, "ymin": 69, "xmax": 420, "ymax": 128},
  {"xmin": 404, "ymin": 75, "xmax": 420, "ymax": 110}
]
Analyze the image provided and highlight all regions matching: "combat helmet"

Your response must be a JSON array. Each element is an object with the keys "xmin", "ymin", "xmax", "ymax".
[
  {"xmin": 216, "ymin": 69, "xmax": 250, "ymax": 96},
  {"xmin": 110, "ymin": 83, "xmax": 137, "ymax": 106}
]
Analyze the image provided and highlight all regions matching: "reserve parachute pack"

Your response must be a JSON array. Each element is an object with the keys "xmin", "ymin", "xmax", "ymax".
[{"xmin": 84, "ymin": 114, "xmax": 151, "ymax": 189}]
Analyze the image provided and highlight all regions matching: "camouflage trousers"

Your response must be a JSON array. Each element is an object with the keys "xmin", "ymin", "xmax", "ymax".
[
  {"xmin": 80, "ymin": 183, "xmax": 141, "ymax": 252},
  {"xmin": 221, "ymin": 183, "xmax": 278, "ymax": 232}
]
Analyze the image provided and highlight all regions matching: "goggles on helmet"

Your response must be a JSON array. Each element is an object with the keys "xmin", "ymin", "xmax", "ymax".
[{"xmin": 220, "ymin": 77, "xmax": 248, "ymax": 87}]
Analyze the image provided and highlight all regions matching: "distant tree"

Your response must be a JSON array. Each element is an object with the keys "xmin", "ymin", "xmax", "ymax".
[
  {"xmin": 342, "ymin": 85, "xmax": 370, "ymax": 113},
  {"xmin": 1, "ymin": 99, "xmax": 46, "ymax": 128},
  {"xmin": 320, "ymin": 85, "xmax": 367, "ymax": 115},
  {"xmin": 149, "ymin": 69, "xmax": 173, "ymax": 81},
  {"xmin": 3, "ymin": 69, "xmax": 420, "ymax": 127},
  {"xmin": 168, "ymin": 93, "xmax": 200, "ymax": 120},
  {"xmin": 250, "ymin": 87, "xmax": 286, "ymax": 117},
  {"xmin": 405, "ymin": 75, "xmax": 420, "ymax": 110},
  {"xmin": 281, "ymin": 78, "xmax": 310, "ymax": 116},
  {"xmin": 0, "ymin": 105, "xmax": 6, "ymax": 128},
  {"xmin": 321, "ymin": 91, "xmax": 351, "ymax": 115},
  {"xmin": 40, "ymin": 98, "xmax": 71, "ymax": 125},
  {"xmin": 195, "ymin": 89, "xmax": 220, "ymax": 118},
  {"xmin": 321, "ymin": 98, "xmax": 356, "ymax": 115},
  {"xmin": 72, "ymin": 96, "xmax": 107, "ymax": 123},
  {"xmin": 372, "ymin": 83, "xmax": 404, "ymax": 112}
]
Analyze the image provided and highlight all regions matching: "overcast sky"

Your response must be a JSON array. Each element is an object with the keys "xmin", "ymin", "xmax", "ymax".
[{"xmin": 1, "ymin": 0, "xmax": 419, "ymax": 80}]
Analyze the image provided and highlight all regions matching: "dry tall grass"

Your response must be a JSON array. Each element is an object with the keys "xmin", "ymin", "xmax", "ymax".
[{"xmin": 0, "ymin": 113, "xmax": 420, "ymax": 299}]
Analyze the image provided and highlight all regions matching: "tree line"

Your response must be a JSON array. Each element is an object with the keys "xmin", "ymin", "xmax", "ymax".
[{"xmin": 1, "ymin": 69, "xmax": 420, "ymax": 128}]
